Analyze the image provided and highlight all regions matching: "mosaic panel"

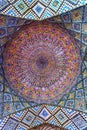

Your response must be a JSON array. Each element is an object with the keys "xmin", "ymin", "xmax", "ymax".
[
  {"xmin": 0, "ymin": 2, "xmax": 87, "ymax": 130},
  {"xmin": 0, "ymin": 14, "xmax": 26, "ymax": 46},
  {"xmin": 3, "ymin": 21, "xmax": 81, "ymax": 104},
  {"xmin": 0, "ymin": 7, "xmax": 87, "ymax": 118},
  {"xmin": 50, "ymin": 4, "xmax": 87, "ymax": 45},
  {"xmin": 0, "ymin": 0, "xmax": 87, "ymax": 20},
  {"xmin": 0, "ymin": 105, "xmax": 87, "ymax": 129}
]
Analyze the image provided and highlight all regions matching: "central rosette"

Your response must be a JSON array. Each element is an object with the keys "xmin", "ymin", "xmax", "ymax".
[
  {"xmin": 28, "ymin": 46, "xmax": 57, "ymax": 87},
  {"xmin": 3, "ymin": 22, "xmax": 81, "ymax": 103},
  {"xmin": 36, "ymin": 56, "xmax": 48, "ymax": 69}
]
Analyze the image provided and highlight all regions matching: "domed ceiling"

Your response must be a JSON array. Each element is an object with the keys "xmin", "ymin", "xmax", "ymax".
[
  {"xmin": 0, "ymin": 1, "xmax": 87, "ymax": 130},
  {"xmin": 3, "ymin": 21, "xmax": 81, "ymax": 104}
]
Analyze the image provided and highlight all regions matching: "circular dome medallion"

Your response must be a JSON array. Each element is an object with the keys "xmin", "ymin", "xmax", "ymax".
[{"xmin": 3, "ymin": 22, "xmax": 81, "ymax": 103}]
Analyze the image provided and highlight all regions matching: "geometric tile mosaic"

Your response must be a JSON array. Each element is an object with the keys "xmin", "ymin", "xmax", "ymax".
[
  {"xmin": 0, "ymin": 5, "xmax": 87, "ymax": 119},
  {"xmin": 0, "ymin": 0, "xmax": 87, "ymax": 20},
  {"xmin": 0, "ymin": 14, "xmax": 26, "ymax": 47},
  {"xmin": 48, "ymin": 9, "xmax": 87, "ymax": 118},
  {"xmin": 0, "ymin": 2, "xmax": 87, "ymax": 130},
  {"xmin": 48, "ymin": 4, "xmax": 87, "ymax": 46},
  {"xmin": 0, "ymin": 20, "xmax": 86, "ymax": 117},
  {"xmin": 2, "ymin": 117, "xmax": 19, "ymax": 130},
  {"xmin": 0, "ymin": 15, "xmax": 34, "ymax": 119},
  {"xmin": 0, "ymin": 105, "xmax": 87, "ymax": 129},
  {"xmin": 39, "ymin": 107, "xmax": 51, "ymax": 120},
  {"xmin": 22, "ymin": 111, "xmax": 35, "ymax": 126},
  {"xmin": 55, "ymin": 110, "xmax": 68, "ymax": 125}
]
